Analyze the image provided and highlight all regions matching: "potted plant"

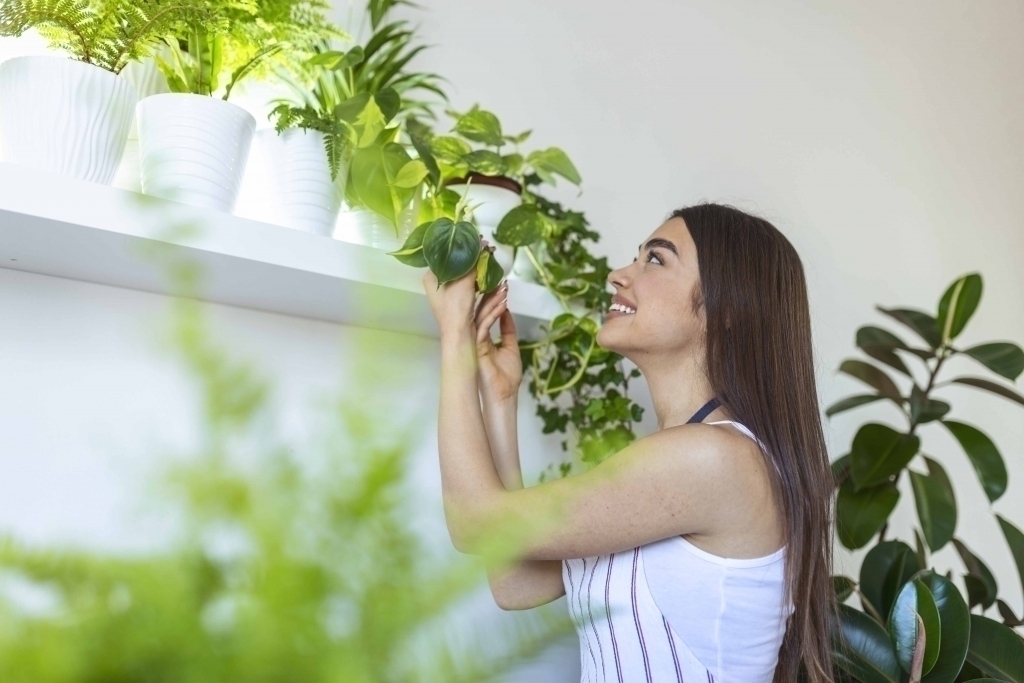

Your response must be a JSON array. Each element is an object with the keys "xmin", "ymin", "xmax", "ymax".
[
  {"xmin": 138, "ymin": 0, "xmax": 333, "ymax": 212},
  {"xmin": 828, "ymin": 273, "xmax": 1024, "ymax": 681},
  {"xmin": 0, "ymin": 0, "xmax": 205, "ymax": 184},
  {"xmin": 262, "ymin": 14, "xmax": 448, "ymax": 237}
]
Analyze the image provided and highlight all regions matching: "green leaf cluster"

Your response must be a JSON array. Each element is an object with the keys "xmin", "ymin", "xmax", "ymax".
[{"xmin": 830, "ymin": 273, "xmax": 1024, "ymax": 681}]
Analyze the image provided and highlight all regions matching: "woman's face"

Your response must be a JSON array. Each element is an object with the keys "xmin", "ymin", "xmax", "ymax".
[{"xmin": 596, "ymin": 216, "xmax": 705, "ymax": 360}]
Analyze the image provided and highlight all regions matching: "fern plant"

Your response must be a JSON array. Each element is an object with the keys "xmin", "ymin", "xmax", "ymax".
[{"xmin": 0, "ymin": 0, "xmax": 210, "ymax": 73}]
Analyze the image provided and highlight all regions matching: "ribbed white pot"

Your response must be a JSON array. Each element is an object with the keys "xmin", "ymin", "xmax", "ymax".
[
  {"xmin": 113, "ymin": 55, "xmax": 170, "ymax": 192},
  {"xmin": 446, "ymin": 181, "xmax": 525, "ymax": 277},
  {"xmin": 334, "ymin": 194, "xmax": 421, "ymax": 251},
  {"xmin": 137, "ymin": 93, "xmax": 255, "ymax": 212},
  {"xmin": 0, "ymin": 56, "xmax": 137, "ymax": 184},
  {"xmin": 257, "ymin": 127, "xmax": 342, "ymax": 236}
]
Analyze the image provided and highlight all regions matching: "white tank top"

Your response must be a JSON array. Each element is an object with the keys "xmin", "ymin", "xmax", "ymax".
[{"xmin": 561, "ymin": 420, "xmax": 792, "ymax": 683}]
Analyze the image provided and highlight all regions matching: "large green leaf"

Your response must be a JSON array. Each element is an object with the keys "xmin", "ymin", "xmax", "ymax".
[
  {"xmin": 387, "ymin": 220, "xmax": 430, "ymax": 267},
  {"xmin": 952, "ymin": 539, "xmax": 998, "ymax": 610},
  {"xmin": 962, "ymin": 343, "xmax": 1024, "ymax": 381},
  {"xmin": 835, "ymin": 603, "xmax": 902, "ymax": 683},
  {"xmin": 526, "ymin": 147, "xmax": 582, "ymax": 185},
  {"xmin": 422, "ymin": 218, "xmax": 481, "ymax": 285},
  {"xmin": 837, "ymin": 480, "xmax": 900, "ymax": 550},
  {"xmin": 910, "ymin": 470, "xmax": 956, "ymax": 551},
  {"xmin": 910, "ymin": 385, "xmax": 951, "ymax": 425},
  {"xmin": 858, "ymin": 326, "xmax": 913, "ymax": 376},
  {"xmin": 876, "ymin": 307, "xmax": 942, "ymax": 349},
  {"xmin": 452, "ymin": 105, "xmax": 504, "ymax": 146},
  {"xmin": 861, "ymin": 541, "xmax": 919, "ymax": 621},
  {"xmin": 840, "ymin": 360, "xmax": 903, "ymax": 401},
  {"xmin": 937, "ymin": 274, "xmax": 982, "ymax": 344},
  {"xmin": 941, "ymin": 421, "xmax": 1007, "ymax": 502},
  {"xmin": 919, "ymin": 571, "xmax": 971, "ymax": 683},
  {"xmin": 826, "ymin": 394, "xmax": 886, "ymax": 418},
  {"xmin": 949, "ymin": 377, "xmax": 1024, "ymax": 408},
  {"xmin": 997, "ymin": 516, "xmax": 1024, "ymax": 619},
  {"xmin": 463, "ymin": 150, "xmax": 507, "ymax": 176},
  {"xmin": 835, "ymin": 575, "xmax": 856, "ymax": 602},
  {"xmin": 850, "ymin": 423, "xmax": 920, "ymax": 490},
  {"xmin": 888, "ymin": 579, "xmax": 941, "ymax": 675},
  {"xmin": 965, "ymin": 614, "xmax": 1024, "ymax": 682},
  {"xmin": 349, "ymin": 141, "xmax": 416, "ymax": 227},
  {"xmin": 494, "ymin": 205, "xmax": 547, "ymax": 247}
]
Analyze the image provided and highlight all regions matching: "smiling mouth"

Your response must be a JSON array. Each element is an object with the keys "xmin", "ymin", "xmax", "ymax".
[{"xmin": 605, "ymin": 302, "xmax": 636, "ymax": 318}]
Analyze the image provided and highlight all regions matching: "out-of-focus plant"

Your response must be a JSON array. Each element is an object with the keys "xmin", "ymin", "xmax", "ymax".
[
  {"xmin": 827, "ymin": 273, "xmax": 1024, "ymax": 682},
  {"xmin": 0, "ymin": 216, "xmax": 571, "ymax": 682}
]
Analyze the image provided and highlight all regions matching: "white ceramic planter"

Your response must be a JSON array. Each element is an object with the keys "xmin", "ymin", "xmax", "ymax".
[
  {"xmin": 113, "ymin": 55, "xmax": 170, "ymax": 192},
  {"xmin": 137, "ymin": 93, "xmax": 255, "ymax": 212},
  {"xmin": 0, "ymin": 55, "xmax": 137, "ymax": 184},
  {"xmin": 257, "ymin": 127, "xmax": 342, "ymax": 236},
  {"xmin": 334, "ymin": 194, "xmax": 421, "ymax": 251},
  {"xmin": 446, "ymin": 181, "xmax": 523, "ymax": 276}
]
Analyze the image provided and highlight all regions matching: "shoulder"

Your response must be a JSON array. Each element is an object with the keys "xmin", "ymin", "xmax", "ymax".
[{"xmin": 633, "ymin": 421, "xmax": 766, "ymax": 481}]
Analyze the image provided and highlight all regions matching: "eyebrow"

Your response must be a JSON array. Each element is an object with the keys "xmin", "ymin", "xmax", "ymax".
[{"xmin": 638, "ymin": 237, "xmax": 678, "ymax": 257}]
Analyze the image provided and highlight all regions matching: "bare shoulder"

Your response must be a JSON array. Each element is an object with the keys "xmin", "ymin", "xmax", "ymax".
[{"xmin": 632, "ymin": 420, "xmax": 767, "ymax": 482}]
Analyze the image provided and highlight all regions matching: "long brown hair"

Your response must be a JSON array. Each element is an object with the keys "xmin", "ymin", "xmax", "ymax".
[{"xmin": 670, "ymin": 203, "xmax": 835, "ymax": 682}]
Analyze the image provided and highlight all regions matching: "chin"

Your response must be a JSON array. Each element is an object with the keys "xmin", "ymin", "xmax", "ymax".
[{"xmin": 596, "ymin": 326, "xmax": 627, "ymax": 357}]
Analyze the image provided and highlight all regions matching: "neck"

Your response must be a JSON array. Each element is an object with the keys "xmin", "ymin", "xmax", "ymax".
[{"xmin": 633, "ymin": 349, "xmax": 718, "ymax": 430}]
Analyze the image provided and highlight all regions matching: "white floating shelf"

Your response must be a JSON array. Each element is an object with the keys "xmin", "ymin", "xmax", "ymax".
[{"xmin": 0, "ymin": 163, "xmax": 563, "ymax": 339}]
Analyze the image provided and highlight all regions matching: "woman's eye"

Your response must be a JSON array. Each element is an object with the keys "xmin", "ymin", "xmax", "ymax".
[{"xmin": 645, "ymin": 251, "xmax": 663, "ymax": 265}]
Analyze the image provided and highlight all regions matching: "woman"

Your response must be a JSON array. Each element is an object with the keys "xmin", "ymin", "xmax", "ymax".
[{"xmin": 423, "ymin": 202, "xmax": 835, "ymax": 683}]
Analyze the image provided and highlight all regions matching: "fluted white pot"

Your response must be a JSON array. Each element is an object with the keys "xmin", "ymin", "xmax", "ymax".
[
  {"xmin": 0, "ymin": 55, "xmax": 137, "ymax": 184},
  {"xmin": 257, "ymin": 127, "xmax": 342, "ymax": 236},
  {"xmin": 137, "ymin": 93, "xmax": 255, "ymax": 212},
  {"xmin": 113, "ymin": 55, "xmax": 169, "ymax": 192},
  {"xmin": 446, "ymin": 180, "xmax": 522, "ymax": 276}
]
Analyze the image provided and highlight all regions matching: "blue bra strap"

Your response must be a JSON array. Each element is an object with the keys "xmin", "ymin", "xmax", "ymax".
[{"xmin": 687, "ymin": 397, "xmax": 721, "ymax": 424}]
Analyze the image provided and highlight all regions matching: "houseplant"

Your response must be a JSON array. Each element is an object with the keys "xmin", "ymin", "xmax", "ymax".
[
  {"xmin": 262, "ymin": 11, "xmax": 448, "ymax": 237},
  {"xmin": 828, "ymin": 273, "xmax": 1024, "ymax": 681},
  {"xmin": 0, "ymin": 0, "xmax": 207, "ymax": 184},
  {"xmin": 138, "ymin": 0, "xmax": 335, "ymax": 211}
]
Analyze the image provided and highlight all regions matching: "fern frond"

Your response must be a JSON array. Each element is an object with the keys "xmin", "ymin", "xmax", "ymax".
[{"xmin": 0, "ymin": 0, "xmax": 101, "ymax": 64}]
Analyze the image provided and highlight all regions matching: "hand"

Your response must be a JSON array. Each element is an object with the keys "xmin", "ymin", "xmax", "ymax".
[
  {"xmin": 422, "ymin": 236, "xmax": 491, "ymax": 339},
  {"xmin": 474, "ymin": 270, "xmax": 522, "ymax": 406}
]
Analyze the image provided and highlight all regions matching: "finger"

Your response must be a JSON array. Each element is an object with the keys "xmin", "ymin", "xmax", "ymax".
[
  {"xmin": 475, "ymin": 281, "xmax": 508, "ymax": 318},
  {"xmin": 498, "ymin": 305, "xmax": 518, "ymax": 348},
  {"xmin": 476, "ymin": 298, "xmax": 506, "ymax": 345}
]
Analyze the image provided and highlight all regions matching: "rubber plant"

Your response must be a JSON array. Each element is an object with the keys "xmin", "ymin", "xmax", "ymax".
[
  {"xmin": 829, "ymin": 273, "xmax": 1024, "ymax": 682},
  {"xmin": 0, "ymin": 0, "xmax": 210, "ymax": 74}
]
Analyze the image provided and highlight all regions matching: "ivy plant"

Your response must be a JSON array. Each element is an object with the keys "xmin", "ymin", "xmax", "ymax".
[
  {"xmin": 829, "ymin": 273, "xmax": 1024, "ymax": 682},
  {"xmin": 0, "ymin": 0, "xmax": 210, "ymax": 74}
]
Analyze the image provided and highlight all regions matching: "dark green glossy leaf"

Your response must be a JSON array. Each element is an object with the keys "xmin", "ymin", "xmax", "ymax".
[
  {"xmin": 386, "ymin": 220, "xmax": 430, "ymax": 267},
  {"xmin": 835, "ymin": 575, "xmax": 856, "ymax": 602},
  {"xmin": 861, "ymin": 541, "xmax": 918, "ymax": 621},
  {"xmin": 373, "ymin": 87, "xmax": 401, "ymax": 123},
  {"xmin": 452, "ymin": 105, "xmax": 504, "ymax": 146},
  {"xmin": 408, "ymin": 133, "xmax": 440, "ymax": 188},
  {"xmin": 997, "ymin": 599, "xmax": 1024, "ymax": 628},
  {"xmin": 840, "ymin": 360, "xmax": 903, "ymax": 401},
  {"xmin": 910, "ymin": 385, "xmax": 951, "ymax": 425},
  {"xmin": 474, "ymin": 248, "xmax": 504, "ymax": 293},
  {"xmin": 876, "ymin": 307, "xmax": 942, "ymax": 349},
  {"xmin": 494, "ymin": 205, "xmax": 546, "ymax": 247},
  {"xmin": 941, "ymin": 421, "xmax": 1007, "ymax": 502},
  {"xmin": 924, "ymin": 456, "xmax": 955, "ymax": 500},
  {"xmin": 832, "ymin": 453, "xmax": 852, "ymax": 487},
  {"xmin": 838, "ymin": 479, "xmax": 899, "ymax": 550},
  {"xmin": 965, "ymin": 614, "xmax": 1024, "ymax": 682},
  {"xmin": 911, "ymin": 470, "xmax": 956, "ymax": 551},
  {"xmin": 422, "ymin": 218, "xmax": 480, "ymax": 285},
  {"xmin": 888, "ymin": 579, "xmax": 941, "ymax": 675},
  {"xmin": 997, "ymin": 515, "xmax": 1024, "ymax": 620},
  {"xmin": 949, "ymin": 377, "xmax": 1024, "ymax": 407},
  {"xmin": 858, "ymin": 326, "xmax": 913, "ymax": 375},
  {"xmin": 919, "ymin": 571, "xmax": 970, "ymax": 683},
  {"xmin": 827, "ymin": 394, "xmax": 886, "ymax": 418},
  {"xmin": 962, "ymin": 343, "xmax": 1024, "ymax": 381},
  {"xmin": 850, "ymin": 423, "xmax": 920, "ymax": 490},
  {"xmin": 937, "ymin": 274, "xmax": 982, "ymax": 343},
  {"xmin": 835, "ymin": 603, "xmax": 902, "ymax": 683},
  {"xmin": 952, "ymin": 539, "xmax": 998, "ymax": 610}
]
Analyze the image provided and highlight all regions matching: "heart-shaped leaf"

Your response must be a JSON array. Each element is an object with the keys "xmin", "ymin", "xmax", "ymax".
[
  {"xmin": 888, "ymin": 579, "xmax": 941, "ymax": 675},
  {"xmin": 350, "ymin": 141, "xmax": 416, "ymax": 227},
  {"xmin": 834, "ymin": 603, "xmax": 902, "ymax": 683},
  {"xmin": 919, "ymin": 571, "xmax": 970, "ymax": 683},
  {"xmin": 850, "ymin": 423, "xmax": 920, "ymax": 490},
  {"xmin": 876, "ymin": 307, "xmax": 942, "ymax": 349},
  {"xmin": 965, "ymin": 614, "xmax": 1024, "ymax": 682},
  {"xmin": 422, "ymin": 218, "xmax": 480, "ymax": 285},
  {"xmin": 910, "ymin": 470, "xmax": 956, "ymax": 552},
  {"xmin": 387, "ymin": 221, "xmax": 431, "ymax": 267},
  {"xmin": 937, "ymin": 274, "xmax": 982, "ymax": 344},
  {"xmin": 962, "ymin": 342, "xmax": 1024, "ymax": 381},
  {"xmin": 452, "ymin": 105, "xmax": 504, "ymax": 146},
  {"xmin": 941, "ymin": 421, "xmax": 1007, "ymax": 502},
  {"xmin": 526, "ymin": 147, "xmax": 582, "ymax": 185},
  {"xmin": 430, "ymin": 135, "xmax": 472, "ymax": 163},
  {"xmin": 827, "ymin": 394, "xmax": 886, "ymax": 418},
  {"xmin": 494, "ymin": 205, "xmax": 547, "ymax": 247},
  {"xmin": 840, "ymin": 360, "xmax": 903, "ymax": 402},
  {"xmin": 838, "ymin": 479, "xmax": 900, "ymax": 550},
  {"xmin": 463, "ymin": 150, "xmax": 507, "ymax": 176}
]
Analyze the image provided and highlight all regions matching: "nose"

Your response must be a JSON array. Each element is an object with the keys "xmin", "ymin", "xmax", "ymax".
[{"xmin": 607, "ymin": 261, "xmax": 631, "ymax": 290}]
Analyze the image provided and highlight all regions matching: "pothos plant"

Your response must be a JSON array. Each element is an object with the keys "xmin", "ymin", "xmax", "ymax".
[
  {"xmin": 0, "ymin": 0, "xmax": 210, "ymax": 74},
  {"xmin": 829, "ymin": 273, "xmax": 1024, "ymax": 682}
]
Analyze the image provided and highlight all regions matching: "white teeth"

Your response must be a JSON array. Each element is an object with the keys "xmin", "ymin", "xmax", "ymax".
[{"xmin": 610, "ymin": 302, "xmax": 636, "ymax": 314}]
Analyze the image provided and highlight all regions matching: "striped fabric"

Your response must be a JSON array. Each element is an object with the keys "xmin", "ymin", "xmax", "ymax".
[{"xmin": 562, "ymin": 546, "xmax": 717, "ymax": 682}]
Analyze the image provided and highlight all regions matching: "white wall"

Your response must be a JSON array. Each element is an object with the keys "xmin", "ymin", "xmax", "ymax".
[{"xmin": 1, "ymin": 0, "xmax": 1023, "ymax": 676}]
